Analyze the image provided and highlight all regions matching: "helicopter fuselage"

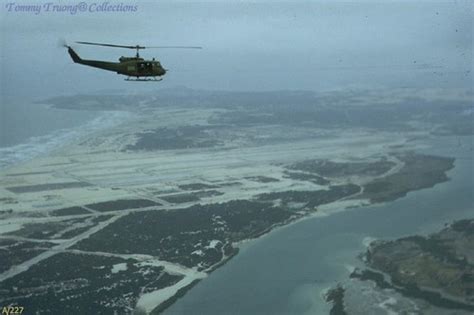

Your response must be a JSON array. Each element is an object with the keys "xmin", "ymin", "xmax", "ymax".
[{"xmin": 67, "ymin": 46, "xmax": 166, "ymax": 79}]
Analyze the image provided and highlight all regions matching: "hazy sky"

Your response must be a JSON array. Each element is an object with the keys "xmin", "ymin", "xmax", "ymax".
[{"xmin": 1, "ymin": 0, "xmax": 472, "ymax": 101}]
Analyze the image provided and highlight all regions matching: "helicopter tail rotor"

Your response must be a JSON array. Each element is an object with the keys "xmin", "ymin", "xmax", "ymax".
[{"xmin": 58, "ymin": 38, "xmax": 69, "ymax": 48}]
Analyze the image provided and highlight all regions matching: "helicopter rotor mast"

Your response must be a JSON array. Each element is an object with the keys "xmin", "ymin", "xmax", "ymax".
[{"xmin": 75, "ymin": 41, "xmax": 202, "ymax": 58}]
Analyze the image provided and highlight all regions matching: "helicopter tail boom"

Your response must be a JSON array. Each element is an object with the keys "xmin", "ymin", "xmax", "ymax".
[{"xmin": 66, "ymin": 46, "xmax": 122, "ymax": 73}]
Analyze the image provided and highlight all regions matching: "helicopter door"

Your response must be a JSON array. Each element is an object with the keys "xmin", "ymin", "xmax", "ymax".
[
  {"xmin": 137, "ymin": 62, "xmax": 153, "ymax": 73},
  {"xmin": 137, "ymin": 62, "xmax": 145, "ymax": 72}
]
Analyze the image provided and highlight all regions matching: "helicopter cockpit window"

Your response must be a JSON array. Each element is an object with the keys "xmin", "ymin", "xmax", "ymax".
[{"xmin": 138, "ymin": 62, "xmax": 152, "ymax": 70}]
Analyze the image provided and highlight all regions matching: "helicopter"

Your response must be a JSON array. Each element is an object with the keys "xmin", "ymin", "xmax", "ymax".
[{"xmin": 64, "ymin": 41, "xmax": 202, "ymax": 81}]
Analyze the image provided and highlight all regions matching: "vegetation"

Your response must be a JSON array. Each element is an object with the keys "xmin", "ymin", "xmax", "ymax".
[
  {"xmin": 125, "ymin": 126, "xmax": 221, "ymax": 151},
  {"xmin": 50, "ymin": 206, "xmax": 91, "ymax": 216},
  {"xmin": 356, "ymin": 219, "xmax": 474, "ymax": 311},
  {"xmin": 282, "ymin": 170, "xmax": 329, "ymax": 185},
  {"xmin": 6, "ymin": 182, "xmax": 91, "ymax": 193},
  {"xmin": 178, "ymin": 183, "xmax": 219, "ymax": 190},
  {"xmin": 257, "ymin": 184, "xmax": 360, "ymax": 208},
  {"xmin": 361, "ymin": 153, "xmax": 455, "ymax": 202},
  {"xmin": 0, "ymin": 239, "xmax": 54, "ymax": 273},
  {"xmin": 0, "ymin": 253, "xmax": 182, "ymax": 314},
  {"xmin": 74, "ymin": 200, "xmax": 296, "ymax": 269},
  {"xmin": 85, "ymin": 199, "xmax": 160, "ymax": 212},
  {"xmin": 287, "ymin": 159, "xmax": 394, "ymax": 178},
  {"xmin": 325, "ymin": 285, "xmax": 348, "ymax": 315}
]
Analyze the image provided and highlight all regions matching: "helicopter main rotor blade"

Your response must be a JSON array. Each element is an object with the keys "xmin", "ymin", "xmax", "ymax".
[
  {"xmin": 146, "ymin": 46, "xmax": 203, "ymax": 49},
  {"xmin": 76, "ymin": 41, "xmax": 201, "ymax": 50},
  {"xmin": 76, "ymin": 41, "xmax": 145, "ymax": 49}
]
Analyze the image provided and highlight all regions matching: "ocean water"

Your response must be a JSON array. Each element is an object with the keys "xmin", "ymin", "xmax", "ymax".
[
  {"xmin": 164, "ymin": 136, "xmax": 474, "ymax": 315},
  {"xmin": 0, "ymin": 100, "xmax": 131, "ymax": 170}
]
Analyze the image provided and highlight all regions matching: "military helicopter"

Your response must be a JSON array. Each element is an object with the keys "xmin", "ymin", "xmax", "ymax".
[{"xmin": 64, "ymin": 41, "xmax": 202, "ymax": 81}]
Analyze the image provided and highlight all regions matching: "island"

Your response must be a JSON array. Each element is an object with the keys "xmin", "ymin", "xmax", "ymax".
[{"xmin": 326, "ymin": 218, "xmax": 474, "ymax": 314}]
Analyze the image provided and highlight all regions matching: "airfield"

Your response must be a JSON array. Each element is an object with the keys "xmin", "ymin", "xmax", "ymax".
[{"xmin": 0, "ymin": 88, "xmax": 469, "ymax": 313}]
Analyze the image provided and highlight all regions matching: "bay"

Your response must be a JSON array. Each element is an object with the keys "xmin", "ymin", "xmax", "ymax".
[{"xmin": 164, "ymin": 136, "xmax": 473, "ymax": 315}]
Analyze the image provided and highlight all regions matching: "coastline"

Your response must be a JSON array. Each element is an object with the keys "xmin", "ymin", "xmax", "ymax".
[
  {"xmin": 0, "ymin": 109, "xmax": 134, "ymax": 171},
  {"xmin": 325, "ymin": 217, "xmax": 474, "ymax": 314},
  {"xmin": 0, "ymin": 89, "xmax": 471, "ymax": 314},
  {"xmin": 162, "ymin": 136, "xmax": 472, "ymax": 315},
  {"xmin": 2, "ymin": 144, "xmax": 455, "ymax": 314}
]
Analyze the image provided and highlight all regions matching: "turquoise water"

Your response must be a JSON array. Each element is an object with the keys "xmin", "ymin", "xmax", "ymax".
[{"xmin": 164, "ymin": 136, "xmax": 473, "ymax": 315}]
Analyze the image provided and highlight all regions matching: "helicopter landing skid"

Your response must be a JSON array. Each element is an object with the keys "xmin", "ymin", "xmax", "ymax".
[{"xmin": 125, "ymin": 77, "xmax": 163, "ymax": 82}]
